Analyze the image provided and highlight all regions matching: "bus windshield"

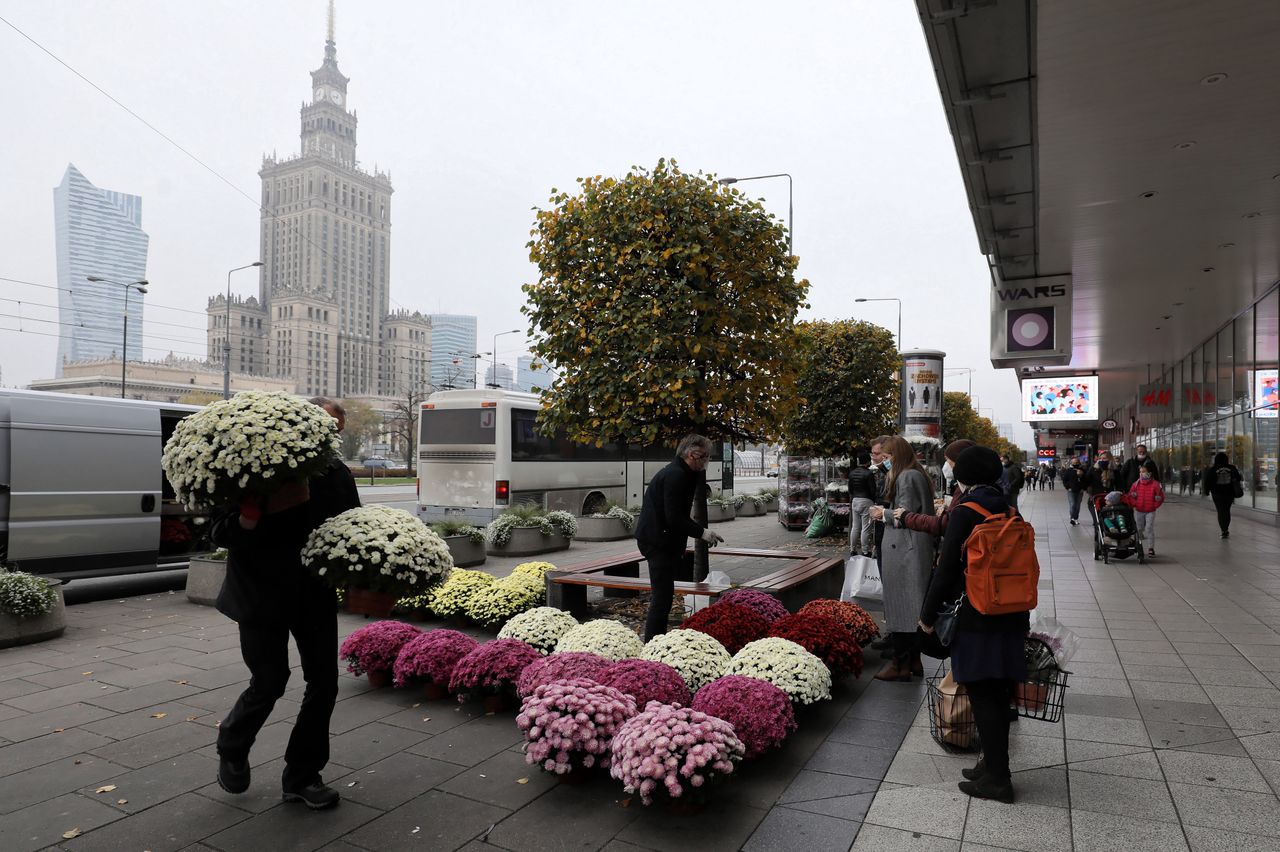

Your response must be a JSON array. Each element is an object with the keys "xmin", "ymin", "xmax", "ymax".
[{"xmin": 419, "ymin": 408, "xmax": 497, "ymax": 445}]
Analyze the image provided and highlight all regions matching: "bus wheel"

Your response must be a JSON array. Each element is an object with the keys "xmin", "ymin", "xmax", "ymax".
[{"xmin": 582, "ymin": 493, "xmax": 608, "ymax": 516}]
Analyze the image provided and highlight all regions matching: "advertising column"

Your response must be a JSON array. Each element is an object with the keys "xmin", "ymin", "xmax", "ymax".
[{"xmin": 900, "ymin": 349, "xmax": 946, "ymax": 438}]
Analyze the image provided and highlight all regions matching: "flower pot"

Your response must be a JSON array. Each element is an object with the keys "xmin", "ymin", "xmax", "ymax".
[
  {"xmin": 665, "ymin": 798, "xmax": 707, "ymax": 816},
  {"xmin": 345, "ymin": 587, "xmax": 398, "ymax": 618},
  {"xmin": 423, "ymin": 681, "xmax": 449, "ymax": 701},
  {"xmin": 734, "ymin": 501, "xmax": 765, "ymax": 517},
  {"xmin": 366, "ymin": 669, "xmax": 393, "ymax": 689},
  {"xmin": 446, "ymin": 614, "xmax": 470, "ymax": 630},
  {"xmin": 762, "ymin": 496, "xmax": 778, "ymax": 513},
  {"xmin": 482, "ymin": 692, "xmax": 514, "ymax": 714},
  {"xmin": 557, "ymin": 764, "xmax": 596, "ymax": 786},
  {"xmin": 444, "ymin": 535, "xmax": 487, "ymax": 568},
  {"xmin": 185, "ymin": 555, "xmax": 226, "ymax": 606},
  {"xmin": 575, "ymin": 516, "xmax": 632, "ymax": 542},
  {"xmin": 0, "ymin": 578, "xmax": 66, "ymax": 649},
  {"xmin": 486, "ymin": 528, "xmax": 572, "ymax": 557},
  {"xmin": 705, "ymin": 504, "xmax": 735, "ymax": 524}
]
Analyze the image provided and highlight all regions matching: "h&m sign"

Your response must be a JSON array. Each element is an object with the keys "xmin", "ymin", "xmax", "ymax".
[{"xmin": 990, "ymin": 273, "xmax": 1072, "ymax": 368}]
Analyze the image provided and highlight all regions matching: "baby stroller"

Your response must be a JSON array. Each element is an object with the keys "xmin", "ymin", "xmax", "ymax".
[{"xmin": 1092, "ymin": 494, "xmax": 1145, "ymax": 564}]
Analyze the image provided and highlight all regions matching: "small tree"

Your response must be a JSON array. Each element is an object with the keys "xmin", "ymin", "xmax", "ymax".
[
  {"xmin": 941, "ymin": 391, "xmax": 1001, "ymax": 447},
  {"xmin": 339, "ymin": 398, "xmax": 383, "ymax": 460},
  {"xmin": 524, "ymin": 159, "xmax": 808, "ymax": 577},
  {"xmin": 782, "ymin": 319, "xmax": 899, "ymax": 457},
  {"xmin": 384, "ymin": 386, "xmax": 430, "ymax": 472}
]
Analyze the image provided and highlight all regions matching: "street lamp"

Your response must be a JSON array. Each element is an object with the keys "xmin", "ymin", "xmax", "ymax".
[
  {"xmin": 945, "ymin": 366, "xmax": 974, "ymax": 398},
  {"xmin": 489, "ymin": 329, "xmax": 521, "ymax": 389},
  {"xmin": 87, "ymin": 275, "xmax": 148, "ymax": 398},
  {"xmin": 223, "ymin": 261, "xmax": 264, "ymax": 399},
  {"xmin": 854, "ymin": 297, "xmax": 902, "ymax": 350},
  {"xmin": 718, "ymin": 173, "xmax": 794, "ymax": 259}
]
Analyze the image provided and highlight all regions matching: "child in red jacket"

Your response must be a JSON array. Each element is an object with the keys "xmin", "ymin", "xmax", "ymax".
[{"xmin": 1123, "ymin": 462, "xmax": 1165, "ymax": 557}]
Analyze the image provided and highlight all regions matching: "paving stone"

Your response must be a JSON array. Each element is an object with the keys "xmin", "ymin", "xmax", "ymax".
[
  {"xmin": 1204, "ymin": 685, "xmax": 1280, "ymax": 709},
  {"xmin": 805, "ymin": 739, "xmax": 898, "ymax": 780},
  {"xmin": 322, "ymin": 720, "xmax": 431, "ymax": 770},
  {"xmin": 863, "ymin": 785, "xmax": 968, "ymax": 839},
  {"xmin": 182, "ymin": 663, "xmax": 258, "ymax": 691},
  {"xmin": 84, "ymin": 680, "xmax": 203, "ymax": 713},
  {"xmin": 63, "ymin": 791, "xmax": 249, "ymax": 852},
  {"xmin": 326, "ymin": 694, "xmax": 402, "ymax": 734},
  {"xmin": 1068, "ymin": 676, "xmax": 1136, "ymax": 698},
  {"xmin": 330, "ymin": 750, "xmax": 465, "ymax": 811},
  {"xmin": 781, "ymin": 792, "xmax": 876, "ymax": 823},
  {"xmin": 1068, "ymin": 768, "xmax": 1179, "ymax": 823},
  {"xmin": 80, "ymin": 752, "xmax": 220, "ymax": 814},
  {"xmin": 0, "ymin": 725, "xmax": 113, "ymax": 773},
  {"xmin": 0, "ymin": 753, "xmax": 127, "ymax": 815},
  {"xmin": 1172, "ymin": 738, "xmax": 1251, "ymax": 757},
  {"xmin": 743, "ymin": 806, "xmax": 861, "ymax": 852},
  {"xmin": 614, "ymin": 797, "xmax": 768, "ymax": 852},
  {"xmin": 1156, "ymin": 749, "xmax": 1271, "ymax": 792},
  {"xmin": 1008, "ymin": 734, "xmax": 1066, "ymax": 771},
  {"xmin": 1123, "ymin": 664, "xmax": 1199, "ymax": 683},
  {"xmin": 1130, "ymin": 680, "xmax": 1213, "ymax": 703},
  {"xmin": 24, "ymin": 661, "xmax": 140, "ymax": 688},
  {"xmin": 204, "ymin": 797, "xmax": 382, "ymax": 852},
  {"xmin": 1183, "ymin": 654, "xmax": 1260, "ymax": 671},
  {"xmin": 3, "ymin": 678, "xmax": 124, "ymax": 711},
  {"xmin": 409, "ymin": 714, "xmax": 525, "ymax": 767},
  {"xmin": 81, "ymin": 702, "xmax": 215, "ymax": 741},
  {"xmin": 1070, "ymin": 750, "xmax": 1164, "ymax": 781},
  {"xmin": 846, "ymin": 693, "xmax": 923, "ymax": 725},
  {"xmin": 89, "ymin": 719, "xmax": 214, "ymax": 768},
  {"xmin": 1008, "ymin": 766, "xmax": 1069, "ymax": 809},
  {"xmin": 778, "ymin": 769, "xmax": 880, "ymax": 805},
  {"xmin": 1064, "ymin": 715, "xmax": 1150, "ymax": 746},
  {"xmin": 825, "ymin": 715, "xmax": 912, "ymax": 748},
  {"xmin": 485, "ymin": 781, "xmax": 637, "ymax": 851},
  {"xmin": 1183, "ymin": 824, "xmax": 1280, "ymax": 852},
  {"xmin": 436, "ymin": 748, "xmax": 559, "ymax": 810},
  {"xmin": 0, "ymin": 660, "xmax": 55, "ymax": 681},
  {"xmin": 1064, "ymin": 662, "xmax": 1126, "ymax": 680},
  {"xmin": 850, "ymin": 822, "xmax": 960, "ymax": 850},
  {"xmin": 1239, "ymin": 731, "xmax": 1280, "ymax": 760},
  {"xmin": 1168, "ymin": 781, "xmax": 1280, "ymax": 837},
  {"xmin": 379, "ymin": 699, "xmax": 486, "ymax": 734},
  {"xmin": 1064, "ymin": 693, "xmax": 1143, "ymax": 719},
  {"xmin": 0, "ymin": 701, "xmax": 115, "ymax": 742},
  {"xmin": 963, "ymin": 799, "xmax": 1071, "ymax": 852},
  {"xmin": 1145, "ymin": 721, "xmax": 1242, "ymax": 749},
  {"xmin": 1071, "ymin": 808, "xmax": 1190, "ymax": 852},
  {"xmin": 0, "ymin": 791, "xmax": 126, "ymax": 852},
  {"xmin": 343, "ymin": 790, "xmax": 506, "ymax": 851},
  {"xmin": 193, "ymin": 754, "xmax": 351, "ymax": 815}
]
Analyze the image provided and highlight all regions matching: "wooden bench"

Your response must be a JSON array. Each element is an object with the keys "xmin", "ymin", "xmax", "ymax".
[{"xmin": 743, "ymin": 554, "xmax": 845, "ymax": 612}]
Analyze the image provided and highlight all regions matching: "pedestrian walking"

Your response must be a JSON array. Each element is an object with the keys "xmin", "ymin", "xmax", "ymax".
[
  {"xmin": 871, "ymin": 436, "xmax": 935, "ymax": 681},
  {"xmin": 1061, "ymin": 459, "xmax": 1085, "ymax": 524},
  {"xmin": 634, "ymin": 434, "xmax": 724, "ymax": 640},
  {"xmin": 919, "ymin": 445, "xmax": 1031, "ymax": 804},
  {"xmin": 848, "ymin": 451, "xmax": 877, "ymax": 557},
  {"xmin": 1082, "ymin": 452, "xmax": 1116, "ymax": 528},
  {"xmin": 1202, "ymin": 451, "xmax": 1244, "ymax": 538},
  {"xmin": 999, "ymin": 454, "xmax": 1025, "ymax": 510},
  {"xmin": 1119, "ymin": 443, "xmax": 1160, "ymax": 491},
  {"xmin": 1045, "ymin": 465, "xmax": 1056, "ymax": 491},
  {"xmin": 1123, "ymin": 461, "xmax": 1165, "ymax": 557}
]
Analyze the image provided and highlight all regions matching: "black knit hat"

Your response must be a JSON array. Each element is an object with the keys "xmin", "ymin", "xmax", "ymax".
[{"xmin": 953, "ymin": 445, "xmax": 1003, "ymax": 486}]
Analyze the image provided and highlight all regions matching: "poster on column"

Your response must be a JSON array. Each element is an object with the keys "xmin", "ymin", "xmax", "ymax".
[
  {"xmin": 901, "ymin": 349, "xmax": 945, "ymax": 438},
  {"xmin": 1256, "ymin": 369, "xmax": 1279, "ymax": 418}
]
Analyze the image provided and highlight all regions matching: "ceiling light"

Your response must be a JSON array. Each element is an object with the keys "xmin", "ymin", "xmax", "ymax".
[
  {"xmin": 1162, "ymin": 315, "xmax": 1172, "ymax": 320},
  {"xmin": 1173, "ymin": 141, "xmax": 1197, "ymax": 151},
  {"xmin": 1201, "ymin": 72, "xmax": 1228, "ymax": 85},
  {"xmin": 1218, "ymin": 242, "xmax": 1235, "ymax": 249},
  {"xmin": 1155, "ymin": 326, "xmax": 1162, "ymax": 330},
  {"xmin": 1173, "ymin": 302, "xmax": 1184, "ymax": 306},
  {"xmin": 1203, "ymin": 267, "xmax": 1215, "ymax": 273},
  {"xmin": 1140, "ymin": 190, "xmax": 1158, "ymax": 199},
  {"xmin": 1243, "ymin": 211, "xmax": 1262, "ymax": 219}
]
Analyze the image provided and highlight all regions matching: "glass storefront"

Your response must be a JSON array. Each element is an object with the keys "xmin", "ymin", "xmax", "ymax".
[{"xmin": 1105, "ymin": 284, "xmax": 1279, "ymax": 516}]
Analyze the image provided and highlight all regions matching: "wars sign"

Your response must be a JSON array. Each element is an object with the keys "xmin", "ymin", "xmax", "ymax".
[{"xmin": 990, "ymin": 273, "xmax": 1072, "ymax": 368}]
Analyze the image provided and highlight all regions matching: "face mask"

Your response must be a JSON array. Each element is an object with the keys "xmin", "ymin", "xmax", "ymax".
[
  {"xmin": 1140, "ymin": 471, "xmax": 1152, "ymax": 480},
  {"xmin": 1098, "ymin": 460, "xmax": 1109, "ymax": 469},
  {"xmin": 884, "ymin": 459, "xmax": 892, "ymax": 470},
  {"xmin": 942, "ymin": 461, "xmax": 954, "ymax": 480},
  {"xmin": 1137, "ymin": 452, "xmax": 1147, "ymax": 458}
]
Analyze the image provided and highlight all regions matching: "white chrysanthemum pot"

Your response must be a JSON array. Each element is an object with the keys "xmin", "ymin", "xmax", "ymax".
[
  {"xmin": 575, "ymin": 517, "xmax": 632, "ymax": 542},
  {"xmin": 0, "ymin": 579, "xmax": 66, "ymax": 648},
  {"xmin": 486, "ymin": 528, "xmax": 572, "ymax": 557}
]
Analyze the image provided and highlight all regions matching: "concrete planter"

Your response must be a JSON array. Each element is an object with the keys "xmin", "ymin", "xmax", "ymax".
[
  {"xmin": 186, "ymin": 556, "xmax": 227, "ymax": 606},
  {"xmin": 486, "ymin": 528, "xmax": 572, "ymax": 557},
  {"xmin": 735, "ymin": 500, "xmax": 765, "ymax": 517},
  {"xmin": 706, "ymin": 504, "xmax": 736, "ymax": 523},
  {"xmin": 575, "ymin": 516, "xmax": 633, "ymax": 542},
  {"xmin": 444, "ymin": 535, "xmax": 487, "ymax": 568},
  {"xmin": 762, "ymin": 496, "xmax": 778, "ymax": 513},
  {"xmin": 0, "ymin": 578, "xmax": 66, "ymax": 648}
]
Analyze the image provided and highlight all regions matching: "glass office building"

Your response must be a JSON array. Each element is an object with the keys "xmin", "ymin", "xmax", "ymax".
[{"xmin": 428, "ymin": 313, "xmax": 478, "ymax": 390}]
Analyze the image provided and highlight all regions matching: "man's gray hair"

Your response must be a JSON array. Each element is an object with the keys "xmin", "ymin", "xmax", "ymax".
[
  {"xmin": 309, "ymin": 396, "xmax": 345, "ymax": 417},
  {"xmin": 676, "ymin": 434, "xmax": 713, "ymax": 459},
  {"xmin": 871, "ymin": 434, "xmax": 894, "ymax": 449}
]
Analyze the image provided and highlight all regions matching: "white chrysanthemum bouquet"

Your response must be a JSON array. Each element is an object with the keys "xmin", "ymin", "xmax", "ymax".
[
  {"xmin": 161, "ymin": 391, "xmax": 339, "ymax": 509},
  {"xmin": 303, "ymin": 505, "xmax": 454, "ymax": 596}
]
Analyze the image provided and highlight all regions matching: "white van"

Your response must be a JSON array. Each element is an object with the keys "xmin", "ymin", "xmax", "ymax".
[{"xmin": 0, "ymin": 389, "xmax": 205, "ymax": 580}]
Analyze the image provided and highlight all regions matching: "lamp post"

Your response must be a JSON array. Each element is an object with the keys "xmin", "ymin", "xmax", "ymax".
[
  {"xmin": 854, "ymin": 297, "xmax": 902, "ymax": 350},
  {"xmin": 489, "ymin": 329, "xmax": 521, "ymax": 389},
  {"xmin": 718, "ymin": 173, "xmax": 793, "ymax": 258},
  {"xmin": 945, "ymin": 366, "xmax": 974, "ymax": 398},
  {"xmin": 223, "ymin": 262, "xmax": 264, "ymax": 399},
  {"xmin": 87, "ymin": 276, "xmax": 148, "ymax": 398}
]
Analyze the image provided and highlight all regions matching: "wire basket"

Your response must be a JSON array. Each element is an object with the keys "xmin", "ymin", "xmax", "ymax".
[
  {"xmin": 926, "ymin": 670, "xmax": 980, "ymax": 752},
  {"xmin": 1017, "ymin": 637, "xmax": 1071, "ymax": 723}
]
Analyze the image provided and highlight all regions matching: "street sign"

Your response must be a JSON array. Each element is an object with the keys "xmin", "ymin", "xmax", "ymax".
[{"xmin": 1101, "ymin": 419, "xmax": 1117, "ymax": 430}]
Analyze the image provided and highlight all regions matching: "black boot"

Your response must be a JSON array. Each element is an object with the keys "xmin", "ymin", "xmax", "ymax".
[
  {"xmin": 870, "ymin": 635, "xmax": 892, "ymax": 651},
  {"xmin": 217, "ymin": 756, "xmax": 250, "ymax": 794},
  {"xmin": 958, "ymin": 774, "xmax": 1014, "ymax": 803},
  {"xmin": 961, "ymin": 759, "xmax": 986, "ymax": 781},
  {"xmin": 283, "ymin": 779, "xmax": 341, "ymax": 810}
]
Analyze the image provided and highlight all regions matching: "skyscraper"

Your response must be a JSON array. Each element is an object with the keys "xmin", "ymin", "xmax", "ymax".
[
  {"xmin": 516, "ymin": 355, "xmax": 539, "ymax": 393},
  {"xmin": 485, "ymin": 363, "xmax": 514, "ymax": 390},
  {"xmin": 428, "ymin": 314, "xmax": 478, "ymax": 390},
  {"xmin": 53, "ymin": 164, "xmax": 149, "ymax": 376}
]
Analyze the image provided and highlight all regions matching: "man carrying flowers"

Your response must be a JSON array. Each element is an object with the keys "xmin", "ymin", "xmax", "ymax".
[{"xmin": 307, "ymin": 397, "xmax": 361, "ymax": 524}]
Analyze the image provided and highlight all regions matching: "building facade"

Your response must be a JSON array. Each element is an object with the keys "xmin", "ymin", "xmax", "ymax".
[
  {"xmin": 428, "ymin": 313, "xmax": 479, "ymax": 390},
  {"xmin": 53, "ymin": 164, "xmax": 149, "ymax": 376},
  {"xmin": 484, "ymin": 362, "xmax": 514, "ymax": 390},
  {"xmin": 30, "ymin": 355, "xmax": 295, "ymax": 403}
]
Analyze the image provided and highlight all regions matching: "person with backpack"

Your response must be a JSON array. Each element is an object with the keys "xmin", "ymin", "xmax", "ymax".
[
  {"xmin": 919, "ymin": 445, "xmax": 1036, "ymax": 804},
  {"xmin": 1203, "ymin": 452, "xmax": 1244, "ymax": 538},
  {"xmin": 1123, "ymin": 461, "xmax": 1165, "ymax": 557}
]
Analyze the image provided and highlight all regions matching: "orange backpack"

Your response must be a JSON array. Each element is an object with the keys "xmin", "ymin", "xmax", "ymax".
[{"xmin": 961, "ymin": 503, "xmax": 1039, "ymax": 615}]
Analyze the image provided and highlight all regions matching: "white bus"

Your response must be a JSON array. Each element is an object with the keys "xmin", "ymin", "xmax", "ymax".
[{"xmin": 415, "ymin": 389, "xmax": 730, "ymax": 525}]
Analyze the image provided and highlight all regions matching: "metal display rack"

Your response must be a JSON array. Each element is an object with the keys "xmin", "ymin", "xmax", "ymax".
[{"xmin": 778, "ymin": 455, "xmax": 851, "ymax": 532}]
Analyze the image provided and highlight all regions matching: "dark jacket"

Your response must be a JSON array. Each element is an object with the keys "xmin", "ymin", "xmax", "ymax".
[
  {"xmin": 920, "ymin": 485, "xmax": 1031, "ymax": 634},
  {"xmin": 310, "ymin": 456, "xmax": 361, "ymax": 524},
  {"xmin": 1000, "ymin": 462, "xmax": 1024, "ymax": 496},
  {"xmin": 1061, "ymin": 466, "xmax": 1082, "ymax": 492},
  {"xmin": 634, "ymin": 457, "xmax": 705, "ymax": 556},
  {"xmin": 1083, "ymin": 464, "xmax": 1116, "ymax": 496},
  {"xmin": 848, "ymin": 466, "xmax": 878, "ymax": 501},
  {"xmin": 1119, "ymin": 456, "xmax": 1160, "ymax": 491},
  {"xmin": 1204, "ymin": 464, "xmax": 1242, "ymax": 500},
  {"xmin": 212, "ymin": 501, "xmax": 331, "ymax": 627}
]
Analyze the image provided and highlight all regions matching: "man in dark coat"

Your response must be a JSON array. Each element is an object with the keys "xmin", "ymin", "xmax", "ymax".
[
  {"xmin": 635, "ymin": 434, "xmax": 723, "ymax": 640},
  {"xmin": 1118, "ymin": 443, "xmax": 1160, "ymax": 491}
]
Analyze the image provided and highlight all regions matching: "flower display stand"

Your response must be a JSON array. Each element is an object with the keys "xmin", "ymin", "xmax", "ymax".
[
  {"xmin": 345, "ymin": 587, "xmax": 398, "ymax": 618},
  {"xmin": 443, "ymin": 535, "xmax": 487, "ymax": 568},
  {"xmin": 575, "ymin": 517, "xmax": 632, "ymax": 542},
  {"xmin": 0, "ymin": 578, "xmax": 66, "ymax": 648},
  {"xmin": 706, "ymin": 504, "xmax": 736, "ymax": 523},
  {"xmin": 185, "ymin": 555, "xmax": 226, "ymax": 606},
  {"xmin": 486, "ymin": 528, "xmax": 572, "ymax": 558}
]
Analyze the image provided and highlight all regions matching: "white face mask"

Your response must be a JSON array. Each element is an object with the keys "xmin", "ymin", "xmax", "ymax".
[{"xmin": 942, "ymin": 461, "xmax": 954, "ymax": 481}]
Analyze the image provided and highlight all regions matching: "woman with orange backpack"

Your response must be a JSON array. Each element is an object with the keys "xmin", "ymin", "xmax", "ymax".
[{"xmin": 919, "ymin": 445, "xmax": 1036, "ymax": 804}]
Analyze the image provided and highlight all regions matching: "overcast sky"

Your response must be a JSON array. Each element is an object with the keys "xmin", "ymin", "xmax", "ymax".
[{"xmin": 0, "ymin": 0, "xmax": 1033, "ymax": 449}]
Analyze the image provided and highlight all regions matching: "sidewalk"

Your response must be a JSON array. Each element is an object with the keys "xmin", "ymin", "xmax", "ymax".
[{"xmin": 1, "ymin": 491, "xmax": 1277, "ymax": 850}]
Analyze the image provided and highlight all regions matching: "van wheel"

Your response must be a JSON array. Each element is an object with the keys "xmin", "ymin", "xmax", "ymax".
[{"xmin": 582, "ymin": 493, "xmax": 608, "ymax": 516}]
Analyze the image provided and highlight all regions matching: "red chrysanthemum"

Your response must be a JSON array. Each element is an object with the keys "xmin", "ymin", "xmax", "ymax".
[
  {"xmin": 767, "ymin": 613, "xmax": 863, "ymax": 678},
  {"xmin": 797, "ymin": 599, "xmax": 881, "ymax": 646},
  {"xmin": 681, "ymin": 603, "xmax": 770, "ymax": 654}
]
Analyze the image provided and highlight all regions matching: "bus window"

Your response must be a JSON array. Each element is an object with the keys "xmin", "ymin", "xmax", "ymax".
[
  {"xmin": 510, "ymin": 408, "xmax": 623, "ymax": 461},
  {"xmin": 420, "ymin": 408, "xmax": 497, "ymax": 445}
]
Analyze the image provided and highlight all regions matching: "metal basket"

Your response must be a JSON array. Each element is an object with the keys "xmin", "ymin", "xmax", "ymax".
[
  {"xmin": 926, "ymin": 670, "xmax": 980, "ymax": 752},
  {"xmin": 1018, "ymin": 637, "xmax": 1071, "ymax": 723}
]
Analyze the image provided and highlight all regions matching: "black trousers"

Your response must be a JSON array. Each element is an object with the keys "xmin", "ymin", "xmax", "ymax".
[
  {"xmin": 643, "ymin": 550, "xmax": 680, "ymax": 642},
  {"xmin": 1212, "ymin": 493, "xmax": 1233, "ymax": 533},
  {"xmin": 965, "ymin": 678, "xmax": 1013, "ymax": 781},
  {"xmin": 217, "ymin": 604, "xmax": 338, "ymax": 790},
  {"xmin": 889, "ymin": 630, "xmax": 918, "ymax": 665}
]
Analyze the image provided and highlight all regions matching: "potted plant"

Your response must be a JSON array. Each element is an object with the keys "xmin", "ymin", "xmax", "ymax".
[
  {"xmin": 714, "ymin": 588, "xmax": 788, "ymax": 624},
  {"xmin": 640, "ymin": 629, "xmax": 732, "ymax": 694},
  {"xmin": 484, "ymin": 503, "xmax": 577, "ymax": 557},
  {"xmin": 516, "ymin": 651, "xmax": 612, "ymax": 699},
  {"xmin": 0, "ymin": 570, "xmax": 65, "ymax": 648},
  {"xmin": 704, "ymin": 497, "xmax": 735, "ymax": 523},
  {"xmin": 518, "ymin": 678, "xmax": 637, "ymax": 783},
  {"xmin": 597, "ymin": 659, "xmax": 691, "ymax": 708},
  {"xmin": 576, "ymin": 504, "xmax": 635, "ymax": 542},
  {"xmin": 681, "ymin": 602, "xmax": 769, "ymax": 654},
  {"xmin": 692, "ymin": 675, "xmax": 796, "ymax": 759},
  {"xmin": 448, "ymin": 638, "xmax": 543, "ymax": 712},
  {"xmin": 731, "ymin": 493, "xmax": 766, "ymax": 517},
  {"xmin": 726, "ymin": 637, "xmax": 832, "ymax": 706},
  {"xmin": 610, "ymin": 702, "xmax": 745, "ymax": 811},
  {"xmin": 797, "ymin": 599, "xmax": 881, "ymax": 646},
  {"xmin": 554, "ymin": 619, "xmax": 644, "ymax": 661},
  {"xmin": 304, "ymin": 505, "xmax": 455, "ymax": 618},
  {"xmin": 757, "ymin": 488, "xmax": 779, "ymax": 513},
  {"xmin": 498, "ymin": 606, "xmax": 579, "ymax": 654},
  {"xmin": 339, "ymin": 620, "xmax": 422, "ymax": 688},
  {"xmin": 768, "ymin": 613, "xmax": 864, "ymax": 678},
  {"xmin": 464, "ymin": 572, "xmax": 545, "ymax": 629},
  {"xmin": 427, "ymin": 568, "xmax": 495, "ymax": 626},
  {"xmin": 429, "ymin": 520, "xmax": 487, "ymax": 568},
  {"xmin": 392, "ymin": 628, "xmax": 478, "ymax": 700},
  {"xmin": 185, "ymin": 548, "xmax": 228, "ymax": 607}
]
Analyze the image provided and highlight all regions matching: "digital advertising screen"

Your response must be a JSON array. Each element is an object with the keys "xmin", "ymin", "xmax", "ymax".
[
  {"xmin": 1021, "ymin": 375, "xmax": 1097, "ymax": 422},
  {"xmin": 1256, "ymin": 369, "xmax": 1278, "ymax": 418}
]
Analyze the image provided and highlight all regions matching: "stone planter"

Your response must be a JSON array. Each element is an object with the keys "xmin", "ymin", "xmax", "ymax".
[
  {"xmin": 0, "ymin": 578, "xmax": 66, "ymax": 648},
  {"xmin": 444, "ymin": 535, "xmax": 487, "ymax": 568},
  {"xmin": 486, "ymin": 528, "xmax": 572, "ymax": 557},
  {"xmin": 185, "ymin": 556, "xmax": 227, "ymax": 607},
  {"xmin": 734, "ymin": 500, "xmax": 765, "ymax": 517},
  {"xmin": 762, "ymin": 496, "xmax": 778, "ymax": 513},
  {"xmin": 706, "ymin": 504, "xmax": 736, "ymax": 523},
  {"xmin": 575, "ymin": 516, "xmax": 633, "ymax": 542}
]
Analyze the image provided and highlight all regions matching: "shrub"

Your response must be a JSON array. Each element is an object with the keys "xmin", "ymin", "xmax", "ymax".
[
  {"xmin": 430, "ymin": 520, "xmax": 486, "ymax": 545},
  {"xmin": 339, "ymin": 620, "xmax": 422, "ymax": 677},
  {"xmin": 640, "ymin": 629, "xmax": 731, "ymax": 694},
  {"xmin": 597, "ymin": 659, "xmax": 691, "ymax": 708},
  {"xmin": 428, "ymin": 569, "xmax": 495, "ymax": 619},
  {"xmin": 587, "ymin": 504, "xmax": 636, "ymax": 532},
  {"xmin": 303, "ymin": 505, "xmax": 453, "ymax": 596},
  {"xmin": 485, "ymin": 503, "xmax": 578, "ymax": 546},
  {"xmin": 706, "ymin": 496, "xmax": 733, "ymax": 510},
  {"xmin": 518, "ymin": 678, "xmax": 637, "ymax": 774},
  {"xmin": 0, "ymin": 571, "xmax": 58, "ymax": 618},
  {"xmin": 768, "ymin": 613, "xmax": 864, "ymax": 678},
  {"xmin": 610, "ymin": 702, "xmax": 744, "ymax": 805},
  {"xmin": 797, "ymin": 599, "xmax": 881, "ymax": 646},
  {"xmin": 554, "ymin": 619, "xmax": 644, "ymax": 661},
  {"xmin": 681, "ymin": 602, "xmax": 769, "ymax": 654},
  {"xmin": 517, "ymin": 652, "xmax": 612, "ymax": 698},
  {"xmin": 511, "ymin": 561, "xmax": 558, "ymax": 580},
  {"xmin": 499, "ymin": 607, "xmax": 579, "ymax": 654},
  {"xmin": 392, "ymin": 629, "xmax": 479, "ymax": 688},
  {"xmin": 726, "ymin": 637, "xmax": 832, "ymax": 705},
  {"xmin": 715, "ymin": 589, "xmax": 788, "ymax": 624},
  {"xmin": 448, "ymin": 639, "xmax": 542, "ymax": 701},
  {"xmin": 693, "ymin": 675, "xmax": 797, "ymax": 759},
  {"xmin": 465, "ymin": 573, "xmax": 544, "ymax": 629}
]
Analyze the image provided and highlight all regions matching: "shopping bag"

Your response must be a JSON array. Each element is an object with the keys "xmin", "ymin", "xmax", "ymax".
[
  {"xmin": 691, "ymin": 572, "xmax": 732, "ymax": 614},
  {"xmin": 842, "ymin": 555, "xmax": 882, "ymax": 602},
  {"xmin": 930, "ymin": 671, "xmax": 979, "ymax": 749}
]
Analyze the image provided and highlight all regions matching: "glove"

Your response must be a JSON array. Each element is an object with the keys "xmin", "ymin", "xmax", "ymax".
[
  {"xmin": 700, "ymin": 528, "xmax": 724, "ymax": 546},
  {"xmin": 238, "ymin": 493, "xmax": 265, "ymax": 523}
]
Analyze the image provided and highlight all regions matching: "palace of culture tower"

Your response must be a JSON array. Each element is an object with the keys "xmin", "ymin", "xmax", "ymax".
[{"xmin": 206, "ymin": 5, "xmax": 431, "ymax": 400}]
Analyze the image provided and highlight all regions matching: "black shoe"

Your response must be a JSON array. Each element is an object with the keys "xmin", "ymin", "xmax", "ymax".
[
  {"xmin": 961, "ymin": 759, "xmax": 987, "ymax": 781},
  {"xmin": 283, "ymin": 781, "xmax": 341, "ymax": 810},
  {"xmin": 870, "ymin": 636, "xmax": 893, "ymax": 651},
  {"xmin": 1221, "ymin": 531, "xmax": 1230, "ymax": 539},
  {"xmin": 217, "ymin": 756, "xmax": 250, "ymax": 794},
  {"xmin": 958, "ymin": 775, "xmax": 1014, "ymax": 803},
  {"xmin": 1069, "ymin": 519, "xmax": 1077, "ymax": 526}
]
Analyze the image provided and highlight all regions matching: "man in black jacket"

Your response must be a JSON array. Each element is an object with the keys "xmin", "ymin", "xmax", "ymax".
[
  {"xmin": 308, "ymin": 397, "xmax": 361, "ymax": 523},
  {"xmin": 635, "ymin": 434, "xmax": 723, "ymax": 640},
  {"xmin": 1061, "ymin": 459, "xmax": 1084, "ymax": 525},
  {"xmin": 1118, "ymin": 444, "xmax": 1160, "ymax": 491}
]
